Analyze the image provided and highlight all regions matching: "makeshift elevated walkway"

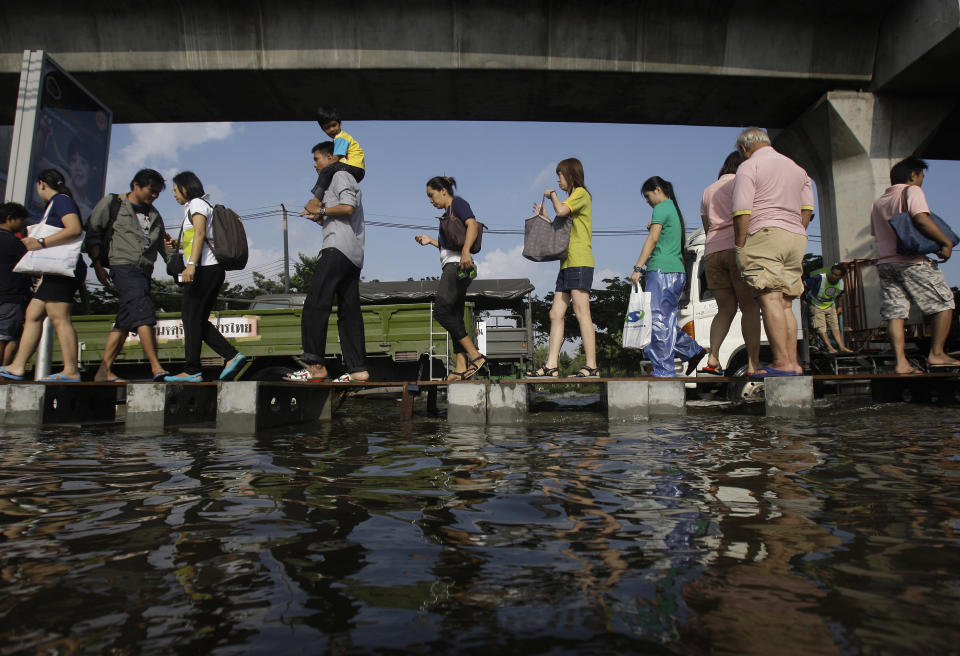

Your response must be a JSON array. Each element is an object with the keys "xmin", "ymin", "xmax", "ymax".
[{"xmin": 1, "ymin": 372, "xmax": 958, "ymax": 430}]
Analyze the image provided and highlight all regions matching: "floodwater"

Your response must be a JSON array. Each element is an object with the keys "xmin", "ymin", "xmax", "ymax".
[{"xmin": 1, "ymin": 397, "xmax": 959, "ymax": 655}]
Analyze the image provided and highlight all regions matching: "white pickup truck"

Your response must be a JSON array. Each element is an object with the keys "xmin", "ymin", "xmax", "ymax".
[{"xmin": 675, "ymin": 228, "xmax": 804, "ymax": 400}]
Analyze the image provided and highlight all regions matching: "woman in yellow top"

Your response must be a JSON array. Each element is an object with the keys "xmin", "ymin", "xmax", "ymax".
[{"xmin": 527, "ymin": 158, "xmax": 599, "ymax": 378}]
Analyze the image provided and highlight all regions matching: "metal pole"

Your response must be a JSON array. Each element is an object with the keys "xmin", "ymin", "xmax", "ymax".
[
  {"xmin": 34, "ymin": 317, "xmax": 54, "ymax": 380},
  {"xmin": 281, "ymin": 203, "xmax": 290, "ymax": 293}
]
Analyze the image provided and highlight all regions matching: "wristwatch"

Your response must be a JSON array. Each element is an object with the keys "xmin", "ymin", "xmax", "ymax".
[
  {"xmin": 318, "ymin": 206, "xmax": 326, "ymax": 216},
  {"xmin": 633, "ymin": 265, "xmax": 644, "ymax": 273},
  {"xmin": 38, "ymin": 237, "xmax": 46, "ymax": 248}
]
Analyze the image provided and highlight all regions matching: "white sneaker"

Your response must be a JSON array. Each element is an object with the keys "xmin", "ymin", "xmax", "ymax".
[{"xmin": 282, "ymin": 368, "xmax": 326, "ymax": 382}]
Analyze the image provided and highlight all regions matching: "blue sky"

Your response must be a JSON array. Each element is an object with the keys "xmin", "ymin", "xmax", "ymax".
[{"xmin": 105, "ymin": 120, "xmax": 960, "ymax": 297}]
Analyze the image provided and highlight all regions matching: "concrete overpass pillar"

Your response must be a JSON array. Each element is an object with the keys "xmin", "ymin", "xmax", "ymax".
[{"xmin": 773, "ymin": 91, "xmax": 956, "ymax": 329}]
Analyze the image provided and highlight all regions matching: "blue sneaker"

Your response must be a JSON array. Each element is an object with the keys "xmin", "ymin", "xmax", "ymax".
[
  {"xmin": 219, "ymin": 353, "xmax": 249, "ymax": 380},
  {"xmin": 164, "ymin": 372, "xmax": 203, "ymax": 383}
]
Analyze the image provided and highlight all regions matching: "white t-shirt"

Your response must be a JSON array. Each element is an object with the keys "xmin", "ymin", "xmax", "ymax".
[{"xmin": 181, "ymin": 196, "xmax": 217, "ymax": 267}]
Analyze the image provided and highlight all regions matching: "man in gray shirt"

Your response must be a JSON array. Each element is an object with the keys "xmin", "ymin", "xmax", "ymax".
[
  {"xmin": 286, "ymin": 141, "xmax": 370, "ymax": 382},
  {"xmin": 85, "ymin": 169, "xmax": 170, "ymax": 382}
]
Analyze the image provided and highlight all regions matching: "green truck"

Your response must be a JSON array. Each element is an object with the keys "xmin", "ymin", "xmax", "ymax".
[{"xmin": 57, "ymin": 279, "xmax": 535, "ymax": 381}]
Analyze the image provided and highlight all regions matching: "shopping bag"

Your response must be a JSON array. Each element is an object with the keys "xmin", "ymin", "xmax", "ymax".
[
  {"xmin": 522, "ymin": 203, "xmax": 570, "ymax": 262},
  {"xmin": 622, "ymin": 286, "xmax": 652, "ymax": 349},
  {"xmin": 890, "ymin": 187, "xmax": 958, "ymax": 255},
  {"xmin": 13, "ymin": 205, "xmax": 84, "ymax": 278}
]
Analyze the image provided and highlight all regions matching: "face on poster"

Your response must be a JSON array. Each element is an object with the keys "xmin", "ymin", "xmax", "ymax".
[{"xmin": 26, "ymin": 59, "xmax": 111, "ymax": 222}]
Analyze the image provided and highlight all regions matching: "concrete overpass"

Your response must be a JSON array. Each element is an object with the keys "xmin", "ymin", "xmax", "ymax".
[{"xmin": 1, "ymin": 0, "xmax": 959, "ymax": 326}]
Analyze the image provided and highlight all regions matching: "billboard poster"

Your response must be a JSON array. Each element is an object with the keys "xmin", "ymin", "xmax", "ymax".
[{"xmin": 24, "ymin": 55, "xmax": 111, "ymax": 221}]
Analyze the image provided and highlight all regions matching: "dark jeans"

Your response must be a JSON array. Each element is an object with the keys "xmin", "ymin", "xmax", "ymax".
[
  {"xmin": 182, "ymin": 264, "xmax": 237, "ymax": 374},
  {"xmin": 301, "ymin": 247, "xmax": 367, "ymax": 372},
  {"xmin": 435, "ymin": 262, "xmax": 472, "ymax": 353},
  {"xmin": 312, "ymin": 163, "xmax": 365, "ymax": 198}
]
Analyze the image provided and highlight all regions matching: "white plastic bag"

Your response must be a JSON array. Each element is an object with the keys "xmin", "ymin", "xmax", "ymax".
[
  {"xmin": 13, "ymin": 204, "xmax": 84, "ymax": 277},
  {"xmin": 622, "ymin": 286, "xmax": 652, "ymax": 349}
]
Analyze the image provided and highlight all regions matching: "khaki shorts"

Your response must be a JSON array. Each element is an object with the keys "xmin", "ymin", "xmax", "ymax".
[
  {"xmin": 736, "ymin": 227, "xmax": 807, "ymax": 298},
  {"xmin": 705, "ymin": 249, "xmax": 753, "ymax": 298},
  {"xmin": 808, "ymin": 303, "xmax": 839, "ymax": 334},
  {"xmin": 878, "ymin": 260, "xmax": 955, "ymax": 321}
]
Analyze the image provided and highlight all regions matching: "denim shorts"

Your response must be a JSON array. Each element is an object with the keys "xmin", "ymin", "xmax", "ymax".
[
  {"xmin": 111, "ymin": 264, "xmax": 157, "ymax": 332},
  {"xmin": 0, "ymin": 301, "xmax": 25, "ymax": 342},
  {"xmin": 555, "ymin": 266, "xmax": 594, "ymax": 292}
]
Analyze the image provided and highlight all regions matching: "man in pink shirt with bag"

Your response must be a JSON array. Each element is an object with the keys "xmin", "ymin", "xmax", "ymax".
[
  {"xmin": 870, "ymin": 156, "xmax": 959, "ymax": 373},
  {"xmin": 732, "ymin": 127, "xmax": 814, "ymax": 377}
]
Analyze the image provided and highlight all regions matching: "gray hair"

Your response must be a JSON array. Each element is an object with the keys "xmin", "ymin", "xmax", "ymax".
[{"xmin": 736, "ymin": 127, "xmax": 771, "ymax": 150}]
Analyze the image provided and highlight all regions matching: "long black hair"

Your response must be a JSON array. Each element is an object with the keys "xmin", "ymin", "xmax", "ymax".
[
  {"xmin": 37, "ymin": 168, "xmax": 73, "ymax": 198},
  {"xmin": 641, "ymin": 176, "xmax": 687, "ymax": 258},
  {"xmin": 172, "ymin": 171, "xmax": 205, "ymax": 201}
]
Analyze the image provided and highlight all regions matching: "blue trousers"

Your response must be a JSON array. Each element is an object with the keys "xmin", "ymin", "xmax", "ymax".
[{"xmin": 646, "ymin": 270, "xmax": 702, "ymax": 377}]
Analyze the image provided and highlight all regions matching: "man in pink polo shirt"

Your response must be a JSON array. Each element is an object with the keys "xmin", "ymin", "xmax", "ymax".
[
  {"xmin": 870, "ymin": 156, "xmax": 959, "ymax": 374},
  {"xmin": 732, "ymin": 127, "xmax": 814, "ymax": 377}
]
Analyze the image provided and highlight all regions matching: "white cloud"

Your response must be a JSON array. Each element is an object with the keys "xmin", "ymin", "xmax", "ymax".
[
  {"xmin": 528, "ymin": 161, "xmax": 556, "ymax": 196},
  {"xmin": 476, "ymin": 244, "xmax": 554, "ymax": 297},
  {"xmin": 593, "ymin": 267, "xmax": 621, "ymax": 288},
  {"xmin": 106, "ymin": 123, "xmax": 235, "ymax": 191}
]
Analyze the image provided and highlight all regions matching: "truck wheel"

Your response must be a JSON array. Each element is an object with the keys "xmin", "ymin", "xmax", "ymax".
[{"xmin": 725, "ymin": 364, "xmax": 764, "ymax": 404}]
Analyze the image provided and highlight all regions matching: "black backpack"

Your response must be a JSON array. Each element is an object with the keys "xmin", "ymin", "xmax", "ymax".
[
  {"xmin": 203, "ymin": 200, "xmax": 249, "ymax": 271},
  {"xmin": 97, "ymin": 193, "xmax": 123, "ymax": 267}
]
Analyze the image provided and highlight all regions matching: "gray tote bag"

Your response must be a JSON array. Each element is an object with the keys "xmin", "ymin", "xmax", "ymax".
[{"xmin": 522, "ymin": 207, "xmax": 571, "ymax": 262}]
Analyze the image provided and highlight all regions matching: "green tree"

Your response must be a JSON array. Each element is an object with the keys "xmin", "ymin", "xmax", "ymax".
[{"xmin": 802, "ymin": 253, "xmax": 823, "ymax": 278}]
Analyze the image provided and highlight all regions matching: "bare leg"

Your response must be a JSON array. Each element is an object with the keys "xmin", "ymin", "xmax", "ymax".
[
  {"xmin": 735, "ymin": 288, "xmax": 761, "ymax": 373},
  {"xmin": 545, "ymin": 292, "xmax": 570, "ymax": 369},
  {"xmin": 570, "ymin": 289, "xmax": 597, "ymax": 370},
  {"xmin": 1, "ymin": 340, "xmax": 15, "ymax": 366},
  {"xmin": 818, "ymin": 329, "xmax": 837, "ymax": 353},
  {"xmin": 447, "ymin": 338, "xmax": 485, "ymax": 380},
  {"xmin": 887, "ymin": 318, "xmax": 916, "ymax": 373},
  {"xmin": 927, "ymin": 308, "xmax": 960, "ymax": 366},
  {"xmin": 137, "ymin": 324, "xmax": 168, "ymax": 376},
  {"xmin": 756, "ymin": 291, "xmax": 793, "ymax": 372},
  {"xmin": 94, "ymin": 330, "xmax": 127, "ymax": 381},
  {"xmin": 707, "ymin": 287, "xmax": 737, "ymax": 368},
  {"xmin": 781, "ymin": 295, "xmax": 801, "ymax": 372},
  {"xmin": 5, "ymin": 299, "xmax": 46, "ymax": 376},
  {"xmin": 830, "ymin": 325, "xmax": 851, "ymax": 352},
  {"xmin": 46, "ymin": 301, "xmax": 80, "ymax": 378}
]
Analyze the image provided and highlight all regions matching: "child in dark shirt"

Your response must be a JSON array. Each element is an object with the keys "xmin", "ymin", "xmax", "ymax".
[{"xmin": 0, "ymin": 202, "xmax": 31, "ymax": 364}]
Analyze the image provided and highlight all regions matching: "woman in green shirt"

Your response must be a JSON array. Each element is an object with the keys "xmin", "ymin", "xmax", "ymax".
[
  {"xmin": 527, "ymin": 157, "xmax": 599, "ymax": 378},
  {"xmin": 629, "ymin": 176, "xmax": 706, "ymax": 377}
]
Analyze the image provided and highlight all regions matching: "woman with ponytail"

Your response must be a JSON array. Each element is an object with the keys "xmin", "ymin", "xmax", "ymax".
[
  {"xmin": 0, "ymin": 169, "xmax": 85, "ymax": 381},
  {"xmin": 415, "ymin": 175, "xmax": 487, "ymax": 380},
  {"xmin": 629, "ymin": 176, "xmax": 707, "ymax": 377}
]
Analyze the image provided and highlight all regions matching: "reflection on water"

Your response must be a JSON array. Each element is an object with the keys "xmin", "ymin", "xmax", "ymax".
[{"xmin": 2, "ymin": 400, "xmax": 960, "ymax": 654}]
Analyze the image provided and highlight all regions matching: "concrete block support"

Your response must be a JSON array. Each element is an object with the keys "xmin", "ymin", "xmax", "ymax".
[
  {"xmin": 1, "ymin": 385, "xmax": 44, "ymax": 426},
  {"xmin": 217, "ymin": 382, "xmax": 332, "ymax": 432},
  {"xmin": 486, "ymin": 382, "xmax": 528, "ymax": 425},
  {"xmin": 606, "ymin": 381, "xmax": 649, "ymax": 421},
  {"xmin": 447, "ymin": 383, "xmax": 487, "ymax": 424},
  {"xmin": 606, "ymin": 380, "xmax": 686, "ymax": 421},
  {"xmin": 648, "ymin": 381, "xmax": 687, "ymax": 416},
  {"xmin": 125, "ymin": 383, "xmax": 168, "ymax": 429},
  {"xmin": 764, "ymin": 376, "xmax": 815, "ymax": 418},
  {"xmin": 1, "ymin": 384, "xmax": 118, "ymax": 426}
]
